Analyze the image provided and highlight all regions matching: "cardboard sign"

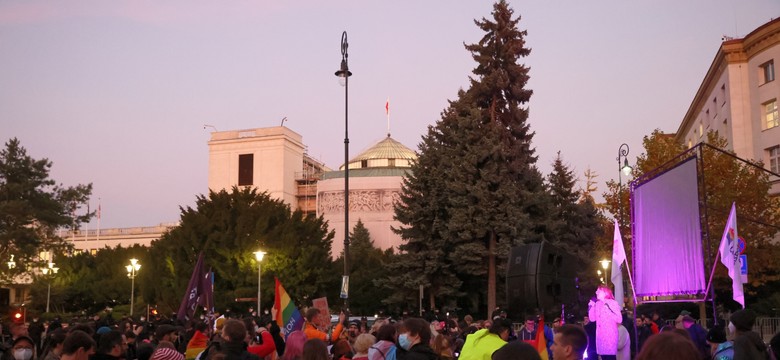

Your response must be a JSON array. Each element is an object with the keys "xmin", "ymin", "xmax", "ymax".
[{"xmin": 312, "ymin": 297, "xmax": 330, "ymax": 327}]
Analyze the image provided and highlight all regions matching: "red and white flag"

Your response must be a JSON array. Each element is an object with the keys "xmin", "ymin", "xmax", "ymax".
[{"xmin": 385, "ymin": 98, "xmax": 390, "ymax": 115}]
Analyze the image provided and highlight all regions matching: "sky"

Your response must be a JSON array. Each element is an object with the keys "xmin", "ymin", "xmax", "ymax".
[{"xmin": 1, "ymin": 0, "xmax": 779, "ymax": 229}]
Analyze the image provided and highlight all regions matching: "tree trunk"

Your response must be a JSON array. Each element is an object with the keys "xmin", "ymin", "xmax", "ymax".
[{"xmin": 487, "ymin": 231, "xmax": 496, "ymax": 320}]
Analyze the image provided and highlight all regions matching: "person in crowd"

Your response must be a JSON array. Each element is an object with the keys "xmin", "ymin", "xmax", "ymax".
[
  {"xmin": 396, "ymin": 318, "xmax": 436, "ymax": 360},
  {"xmin": 680, "ymin": 315, "xmax": 708, "ymax": 359},
  {"xmin": 517, "ymin": 316, "xmax": 536, "ymax": 343},
  {"xmin": 583, "ymin": 316, "xmax": 597, "ymax": 360},
  {"xmin": 7, "ymin": 336, "xmax": 37, "ymax": 360},
  {"xmin": 635, "ymin": 331, "xmax": 700, "ymax": 360},
  {"xmin": 246, "ymin": 322, "xmax": 275, "ymax": 359},
  {"xmin": 616, "ymin": 324, "xmax": 630, "ymax": 360},
  {"xmin": 635, "ymin": 317, "xmax": 651, "ymax": 352},
  {"xmin": 303, "ymin": 309, "xmax": 344, "ymax": 345},
  {"xmin": 6, "ymin": 323, "xmax": 30, "ymax": 347},
  {"xmin": 41, "ymin": 329, "xmax": 67, "ymax": 360},
  {"xmin": 300, "ymin": 340, "xmax": 328, "ymax": 360},
  {"xmin": 491, "ymin": 341, "xmax": 540, "ymax": 360},
  {"xmin": 729, "ymin": 309, "xmax": 769, "ymax": 360},
  {"xmin": 152, "ymin": 327, "xmax": 178, "ymax": 349},
  {"xmin": 352, "ymin": 334, "xmax": 375, "ymax": 360},
  {"xmin": 770, "ymin": 331, "xmax": 780, "ymax": 360},
  {"xmin": 185, "ymin": 323, "xmax": 208, "ymax": 360},
  {"xmin": 60, "ymin": 332, "xmax": 96, "ymax": 360},
  {"xmin": 368, "ymin": 325, "xmax": 395, "ymax": 360},
  {"xmin": 28, "ymin": 318, "xmax": 44, "ymax": 355},
  {"xmin": 458, "ymin": 318, "xmax": 511, "ymax": 360},
  {"xmin": 208, "ymin": 319, "xmax": 258, "ymax": 360},
  {"xmin": 587, "ymin": 285, "xmax": 622, "ymax": 360},
  {"xmin": 280, "ymin": 331, "xmax": 306, "ymax": 360},
  {"xmin": 330, "ymin": 340, "xmax": 352, "ymax": 360},
  {"xmin": 651, "ymin": 312, "xmax": 664, "ymax": 330},
  {"xmin": 90, "ymin": 331, "xmax": 126, "ymax": 360},
  {"xmin": 124, "ymin": 332, "xmax": 137, "ymax": 360},
  {"xmin": 150, "ymin": 343, "xmax": 183, "ymax": 360},
  {"xmin": 705, "ymin": 326, "xmax": 733, "ymax": 360},
  {"xmin": 346, "ymin": 321, "xmax": 362, "ymax": 346},
  {"xmin": 549, "ymin": 324, "xmax": 588, "ymax": 360},
  {"xmin": 430, "ymin": 334, "xmax": 453, "ymax": 360}
]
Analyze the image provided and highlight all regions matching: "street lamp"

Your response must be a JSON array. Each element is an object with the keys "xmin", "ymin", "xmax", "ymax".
[
  {"xmin": 41, "ymin": 262, "xmax": 59, "ymax": 313},
  {"xmin": 335, "ymin": 30, "xmax": 352, "ymax": 308},
  {"xmin": 617, "ymin": 143, "xmax": 633, "ymax": 226},
  {"xmin": 7, "ymin": 255, "xmax": 16, "ymax": 269},
  {"xmin": 254, "ymin": 250, "xmax": 266, "ymax": 314},
  {"xmin": 597, "ymin": 269, "xmax": 603, "ymax": 284},
  {"xmin": 126, "ymin": 258, "xmax": 141, "ymax": 316},
  {"xmin": 600, "ymin": 259, "xmax": 611, "ymax": 283}
]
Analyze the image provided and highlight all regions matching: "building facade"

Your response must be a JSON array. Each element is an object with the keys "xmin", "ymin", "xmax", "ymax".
[
  {"xmin": 675, "ymin": 17, "xmax": 780, "ymax": 187},
  {"xmin": 317, "ymin": 135, "xmax": 417, "ymax": 257}
]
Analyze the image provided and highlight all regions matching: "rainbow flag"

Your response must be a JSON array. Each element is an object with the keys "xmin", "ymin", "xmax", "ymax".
[
  {"xmin": 272, "ymin": 277, "xmax": 304, "ymax": 336},
  {"xmin": 536, "ymin": 316, "xmax": 549, "ymax": 360}
]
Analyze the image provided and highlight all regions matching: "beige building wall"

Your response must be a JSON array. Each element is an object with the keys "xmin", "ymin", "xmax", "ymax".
[
  {"xmin": 317, "ymin": 173, "xmax": 405, "ymax": 258},
  {"xmin": 208, "ymin": 127, "xmax": 305, "ymax": 209},
  {"xmin": 676, "ymin": 18, "xmax": 780, "ymax": 191}
]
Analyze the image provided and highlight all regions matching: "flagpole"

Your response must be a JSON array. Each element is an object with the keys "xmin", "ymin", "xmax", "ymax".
[
  {"xmin": 703, "ymin": 251, "xmax": 721, "ymax": 300},
  {"xmin": 386, "ymin": 97, "xmax": 391, "ymax": 137}
]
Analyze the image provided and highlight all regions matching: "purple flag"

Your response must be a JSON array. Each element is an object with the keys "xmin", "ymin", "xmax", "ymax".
[{"xmin": 177, "ymin": 253, "xmax": 214, "ymax": 321}]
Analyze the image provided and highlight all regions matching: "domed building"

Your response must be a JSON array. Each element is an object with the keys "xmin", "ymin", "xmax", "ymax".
[{"xmin": 317, "ymin": 135, "xmax": 417, "ymax": 258}]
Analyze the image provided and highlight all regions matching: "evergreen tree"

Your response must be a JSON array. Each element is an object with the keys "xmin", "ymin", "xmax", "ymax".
[
  {"xmin": 546, "ymin": 152, "xmax": 602, "ymax": 263},
  {"xmin": 389, "ymin": 1, "xmax": 550, "ymax": 317},
  {"xmin": 0, "ymin": 138, "xmax": 93, "ymax": 283},
  {"xmin": 334, "ymin": 220, "xmax": 392, "ymax": 315}
]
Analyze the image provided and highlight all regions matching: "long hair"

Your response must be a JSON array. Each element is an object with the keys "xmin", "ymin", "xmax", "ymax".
[{"xmin": 597, "ymin": 285, "xmax": 615, "ymax": 300}]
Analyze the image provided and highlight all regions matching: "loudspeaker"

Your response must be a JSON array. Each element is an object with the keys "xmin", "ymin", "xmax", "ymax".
[{"xmin": 506, "ymin": 242, "xmax": 577, "ymax": 316}]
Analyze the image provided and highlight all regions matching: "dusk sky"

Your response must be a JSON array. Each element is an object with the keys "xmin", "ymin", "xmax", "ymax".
[{"xmin": 2, "ymin": 1, "xmax": 778, "ymax": 229}]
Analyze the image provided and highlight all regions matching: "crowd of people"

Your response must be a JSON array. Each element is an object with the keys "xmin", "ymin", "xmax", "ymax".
[{"xmin": 1, "ymin": 295, "xmax": 779, "ymax": 360}]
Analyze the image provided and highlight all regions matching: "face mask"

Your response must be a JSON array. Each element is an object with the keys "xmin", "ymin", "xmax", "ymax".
[
  {"xmin": 398, "ymin": 334, "xmax": 412, "ymax": 350},
  {"xmin": 14, "ymin": 349, "xmax": 33, "ymax": 360}
]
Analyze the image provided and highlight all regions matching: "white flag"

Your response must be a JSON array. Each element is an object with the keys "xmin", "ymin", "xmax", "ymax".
[
  {"xmin": 612, "ymin": 219, "xmax": 627, "ymax": 308},
  {"xmin": 718, "ymin": 202, "xmax": 744, "ymax": 307}
]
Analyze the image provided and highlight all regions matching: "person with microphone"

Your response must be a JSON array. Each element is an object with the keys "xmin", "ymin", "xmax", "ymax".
[{"xmin": 588, "ymin": 285, "xmax": 623, "ymax": 360}]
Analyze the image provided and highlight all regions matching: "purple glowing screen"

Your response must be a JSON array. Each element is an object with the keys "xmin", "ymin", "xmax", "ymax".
[{"xmin": 632, "ymin": 157, "xmax": 705, "ymax": 297}]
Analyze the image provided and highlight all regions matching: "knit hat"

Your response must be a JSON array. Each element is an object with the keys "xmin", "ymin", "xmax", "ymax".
[
  {"xmin": 730, "ymin": 309, "xmax": 757, "ymax": 332},
  {"xmin": 706, "ymin": 326, "xmax": 727, "ymax": 344},
  {"xmin": 150, "ymin": 347, "xmax": 184, "ymax": 360}
]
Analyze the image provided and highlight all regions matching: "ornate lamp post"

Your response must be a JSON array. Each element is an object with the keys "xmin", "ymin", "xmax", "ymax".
[
  {"xmin": 41, "ymin": 262, "xmax": 59, "ymax": 313},
  {"xmin": 126, "ymin": 258, "xmax": 141, "ymax": 316},
  {"xmin": 335, "ymin": 31, "xmax": 352, "ymax": 309},
  {"xmin": 617, "ymin": 143, "xmax": 634, "ymax": 226},
  {"xmin": 254, "ymin": 250, "xmax": 266, "ymax": 314}
]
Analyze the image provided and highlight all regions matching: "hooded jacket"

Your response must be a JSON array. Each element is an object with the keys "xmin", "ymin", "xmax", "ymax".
[{"xmin": 733, "ymin": 331, "xmax": 768, "ymax": 360}]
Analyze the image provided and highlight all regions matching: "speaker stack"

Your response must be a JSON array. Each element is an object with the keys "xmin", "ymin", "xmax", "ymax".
[{"xmin": 506, "ymin": 242, "xmax": 578, "ymax": 317}]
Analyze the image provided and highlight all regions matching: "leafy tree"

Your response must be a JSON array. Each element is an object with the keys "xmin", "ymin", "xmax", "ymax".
[
  {"xmin": 390, "ymin": 0, "xmax": 551, "ymax": 317},
  {"xmin": 0, "ymin": 138, "xmax": 92, "ymax": 283},
  {"xmin": 143, "ymin": 187, "xmax": 335, "ymax": 314},
  {"xmin": 332, "ymin": 220, "xmax": 392, "ymax": 315},
  {"xmin": 602, "ymin": 130, "xmax": 780, "ymax": 307}
]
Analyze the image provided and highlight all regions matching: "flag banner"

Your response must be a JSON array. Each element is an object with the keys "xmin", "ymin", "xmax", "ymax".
[
  {"xmin": 385, "ymin": 98, "xmax": 389, "ymax": 115},
  {"xmin": 535, "ymin": 315, "xmax": 549, "ymax": 360},
  {"xmin": 177, "ymin": 253, "xmax": 214, "ymax": 321},
  {"xmin": 718, "ymin": 202, "xmax": 744, "ymax": 307},
  {"xmin": 612, "ymin": 219, "xmax": 626, "ymax": 308},
  {"xmin": 273, "ymin": 277, "xmax": 304, "ymax": 336}
]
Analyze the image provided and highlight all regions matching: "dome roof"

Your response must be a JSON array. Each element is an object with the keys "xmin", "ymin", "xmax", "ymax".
[{"xmin": 339, "ymin": 135, "xmax": 416, "ymax": 170}]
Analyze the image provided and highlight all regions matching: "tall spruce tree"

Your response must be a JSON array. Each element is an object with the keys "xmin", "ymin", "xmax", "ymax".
[{"xmin": 390, "ymin": 0, "xmax": 550, "ymax": 317}]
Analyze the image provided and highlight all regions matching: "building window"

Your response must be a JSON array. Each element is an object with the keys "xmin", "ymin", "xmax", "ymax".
[
  {"xmin": 713, "ymin": 98, "xmax": 717, "ymax": 115},
  {"xmin": 238, "ymin": 154, "xmax": 254, "ymax": 186},
  {"xmin": 361, "ymin": 160, "xmax": 368, "ymax": 168},
  {"xmin": 762, "ymin": 60, "xmax": 775, "ymax": 84},
  {"xmin": 766, "ymin": 100, "xmax": 779, "ymax": 129},
  {"xmin": 721, "ymin": 84, "xmax": 726, "ymax": 106},
  {"xmin": 388, "ymin": 158, "xmax": 396, "ymax": 167},
  {"xmin": 769, "ymin": 146, "xmax": 780, "ymax": 173},
  {"xmin": 699, "ymin": 122, "xmax": 704, "ymax": 137}
]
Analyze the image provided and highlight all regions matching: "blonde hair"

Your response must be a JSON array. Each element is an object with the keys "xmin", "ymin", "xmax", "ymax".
[{"xmin": 352, "ymin": 333, "xmax": 376, "ymax": 354}]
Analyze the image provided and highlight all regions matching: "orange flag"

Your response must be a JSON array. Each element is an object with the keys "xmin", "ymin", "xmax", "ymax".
[{"xmin": 536, "ymin": 315, "xmax": 549, "ymax": 360}]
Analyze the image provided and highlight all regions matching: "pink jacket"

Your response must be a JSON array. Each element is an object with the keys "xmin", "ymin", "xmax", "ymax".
[{"xmin": 588, "ymin": 298, "xmax": 622, "ymax": 355}]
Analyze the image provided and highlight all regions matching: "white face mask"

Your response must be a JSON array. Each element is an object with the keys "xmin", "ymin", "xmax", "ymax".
[{"xmin": 14, "ymin": 349, "xmax": 33, "ymax": 360}]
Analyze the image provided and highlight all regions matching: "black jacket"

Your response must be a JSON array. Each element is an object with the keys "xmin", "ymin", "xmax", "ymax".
[{"xmin": 397, "ymin": 343, "xmax": 438, "ymax": 360}]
